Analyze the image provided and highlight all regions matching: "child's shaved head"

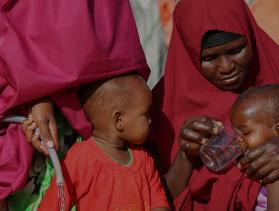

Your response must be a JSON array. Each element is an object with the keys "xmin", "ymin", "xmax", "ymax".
[
  {"xmin": 232, "ymin": 84, "xmax": 279, "ymax": 126},
  {"xmin": 79, "ymin": 74, "xmax": 150, "ymax": 129}
]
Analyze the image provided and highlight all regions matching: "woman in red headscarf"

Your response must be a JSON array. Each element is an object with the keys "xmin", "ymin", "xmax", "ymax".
[
  {"xmin": 0, "ymin": 0, "xmax": 149, "ymax": 207},
  {"xmin": 151, "ymin": 0, "xmax": 279, "ymax": 210}
]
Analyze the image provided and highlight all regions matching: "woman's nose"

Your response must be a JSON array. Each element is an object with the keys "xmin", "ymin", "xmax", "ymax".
[{"xmin": 217, "ymin": 55, "xmax": 234, "ymax": 73}]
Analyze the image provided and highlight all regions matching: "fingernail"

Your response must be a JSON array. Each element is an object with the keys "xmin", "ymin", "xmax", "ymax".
[
  {"xmin": 216, "ymin": 121, "xmax": 223, "ymax": 127},
  {"xmin": 259, "ymin": 180, "xmax": 262, "ymax": 184},
  {"xmin": 213, "ymin": 127, "xmax": 219, "ymax": 135},
  {"xmin": 213, "ymin": 120, "xmax": 223, "ymax": 127},
  {"xmin": 201, "ymin": 138, "xmax": 207, "ymax": 144},
  {"xmin": 34, "ymin": 130, "xmax": 40, "ymax": 136},
  {"xmin": 237, "ymin": 163, "xmax": 241, "ymax": 168},
  {"xmin": 39, "ymin": 145, "xmax": 44, "ymax": 152},
  {"xmin": 46, "ymin": 141, "xmax": 55, "ymax": 148}
]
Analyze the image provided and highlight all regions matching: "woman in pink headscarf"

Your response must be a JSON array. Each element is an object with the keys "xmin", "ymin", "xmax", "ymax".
[
  {"xmin": 151, "ymin": 0, "xmax": 279, "ymax": 210},
  {"xmin": 0, "ymin": 0, "xmax": 149, "ymax": 207}
]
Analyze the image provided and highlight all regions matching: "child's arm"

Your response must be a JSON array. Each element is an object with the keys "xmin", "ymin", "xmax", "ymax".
[
  {"xmin": 267, "ymin": 180, "xmax": 279, "ymax": 211},
  {"xmin": 164, "ymin": 150, "xmax": 193, "ymax": 199}
]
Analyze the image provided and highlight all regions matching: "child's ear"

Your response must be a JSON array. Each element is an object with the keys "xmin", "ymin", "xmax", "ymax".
[
  {"xmin": 113, "ymin": 110, "xmax": 124, "ymax": 131},
  {"xmin": 272, "ymin": 122, "xmax": 279, "ymax": 136}
]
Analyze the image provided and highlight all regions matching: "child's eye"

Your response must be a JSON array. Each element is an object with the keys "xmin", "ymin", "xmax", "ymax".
[
  {"xmin": 142, "ymin": 112, "xmax": 150, "ymax": 118},
  {"xmin": 242, "ymin": 131, "xmax": 250, "ymax": 136}
]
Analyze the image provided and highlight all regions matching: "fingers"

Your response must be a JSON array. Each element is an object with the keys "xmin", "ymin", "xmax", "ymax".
[
  {"xmin": 238, "ymin": 145, "xmax": 265, "ymax": 168},
  {"xmin": 179, "ymin": 116, "xmax": 223, "ymax": 158},
  {"xmin": 245, "ymin": 157, "xmax": 269, "ymax": 179},
  {"xmin": 22, "ymin": 119, "xmax": 38, "ymax": 143},
  {"xmin": 180, "ymin": 128, "xmax": 207, "ymax": 145},
  {"xmin": 186, "ymin": 118, "xmax": 221, "ymax": 138},
  {"xmin": 180, "ymin": 140, "xmax": 200, "ymax": 157},
  {"xmin": 261, "ymin": 169, "xmax": 279, "ymax": 184},
  {"xmin": 32, "ymin": 139, "xmax": 49, "ymax": 155},
  {"xmin": 30, "ymin": 98, "xmax": 58, "ymax": 151},
  {"xmin": 36, "ymin": 118, "xmax": 55, "ymax": 148},
  {"xmin": 251, "ymin": 161, "xmax": 275, "ymax": 181},
  {"xmin": 21, "ymin": 119, "xmax": 49, "ymax": 155},
  {"xmin": 49, "ymin": 118, "xmax": 59, "ymax": 151}
]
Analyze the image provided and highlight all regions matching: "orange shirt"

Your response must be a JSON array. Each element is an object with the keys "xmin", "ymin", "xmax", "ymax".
[{"xmin": 38, "ymin": 139, "xmax": 169, "ymax": 210}]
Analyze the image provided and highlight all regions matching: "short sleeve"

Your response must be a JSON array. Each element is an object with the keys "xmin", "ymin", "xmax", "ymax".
[{"xmin": 145, "ymin": 152, "xmax": 170, "ymax": 209}]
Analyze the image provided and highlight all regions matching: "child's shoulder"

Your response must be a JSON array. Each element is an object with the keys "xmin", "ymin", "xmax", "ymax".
[
  {"xmin": 66, "ymin": 139, "xmax": 94, "ymax": 158},
  {"xmin": 130, "ymin": 145, "xmax": 154, "ymax": 162}
]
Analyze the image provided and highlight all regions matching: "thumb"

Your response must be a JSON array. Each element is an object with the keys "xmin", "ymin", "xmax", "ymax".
[
  {"xmin": 49, "ymin": 118, "xmax": 59, "ymax": 151},
  {"xmin": 38, "ymin": 120, "xmax": 55, "ymax": 149}
]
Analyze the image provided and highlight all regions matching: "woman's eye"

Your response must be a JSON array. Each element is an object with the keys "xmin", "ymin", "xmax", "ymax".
[
  {"xmin": 202, "ymin": 55, "xmax": 216, "ymax": 62},
  {"xmin": 229, "ymin": 45, "xmax": 245, "ymax": 54}
]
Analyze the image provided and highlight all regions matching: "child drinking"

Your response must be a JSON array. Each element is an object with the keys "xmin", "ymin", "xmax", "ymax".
[
  {"xmin": 231, "ymin": 84, "xmax": 279, "ymax": 211},
  {"xmin": 38, "ymin": 74, "xmax": 169, "ymax": 210}
]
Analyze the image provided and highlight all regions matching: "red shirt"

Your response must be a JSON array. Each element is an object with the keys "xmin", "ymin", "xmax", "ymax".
[{"xmin": 38, "ymin": 139, "xmax": 169, "ymax": 210}]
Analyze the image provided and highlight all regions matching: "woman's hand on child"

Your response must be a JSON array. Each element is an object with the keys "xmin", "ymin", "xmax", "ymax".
[
  {"xmin": 238, "ymin": 137, "xmax": 279, "ymax": 184},
  {"xmin": 179, "ymin": 116, "xmax": 223, "ymax": 157},
  {"xmin": 25, "ymin": 97, "xmax": 59, "ymax": 155}
]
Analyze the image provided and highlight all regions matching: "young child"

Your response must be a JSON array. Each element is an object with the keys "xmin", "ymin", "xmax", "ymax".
[
  {"xmin": 38, "ymin": 74, "xmax": 169, "ymax": 211},
  {"xmin": 230, "ymin": 84, "xmax": 279, "ymax": 211}
]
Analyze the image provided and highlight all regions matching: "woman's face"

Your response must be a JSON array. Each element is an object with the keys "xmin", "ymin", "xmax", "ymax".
[{"xmin": 200, "ymin": 37, "xmax": 251, "ymax": 91}]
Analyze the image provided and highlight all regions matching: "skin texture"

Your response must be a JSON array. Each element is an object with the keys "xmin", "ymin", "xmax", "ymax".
[
  {"xmin": 180, "ymin": 37, "xmax": 251, "ymax": 159},
  {"xmin": 24, "ymin": 75, "xmax": 168, "ymax": 211},
  {"xmin": 200, "ymin": 37, "xmax": 251, "ymax": 92},
  {"xmin": 231, "ymin": 93, "xmax": 279, "ymax": 210},
  {"xmin": 82, "ymin": 75, "xmax": 153, "ymax": 148},
  {"xmin": 22, "ymin": 97, "xmax": 59, "ymax": 155},
  {"xmin": 172, "ymin": 36, "xmax": 279, "ymax": 200},
  {"xmin": 231, "ymin": 97, "xmax": 275, "ymax": 150},
  {"xmin": 165, "ymin": 36, "xmax": 251, "ymax": 198},
  {"xmin": 86, "ymin": 75, "xmax": 167, "ymax": 211}
]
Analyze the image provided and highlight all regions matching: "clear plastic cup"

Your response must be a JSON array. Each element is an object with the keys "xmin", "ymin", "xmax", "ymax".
[{"xmin": 200, "ymin": 126, "xmax": 243, "ymax": 172}]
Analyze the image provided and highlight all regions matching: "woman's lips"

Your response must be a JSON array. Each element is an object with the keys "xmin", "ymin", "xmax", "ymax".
[{"xmin": 221, "ymin": 72, "xmax": 240, "ymax": 85}]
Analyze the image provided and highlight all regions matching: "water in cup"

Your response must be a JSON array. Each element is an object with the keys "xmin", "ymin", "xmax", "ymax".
[{"xmin": 200, "ymin": 126, "xmax": 243, "ymax": 172}]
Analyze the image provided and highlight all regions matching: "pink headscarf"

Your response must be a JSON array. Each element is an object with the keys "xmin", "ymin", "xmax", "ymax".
[
  {"xmin": 0, "ymin": 0, "xmax": 149, "ymax": 198},
  {"xmin": 152, "ymin": 0, "xmax": 279, "ymax": 209}
]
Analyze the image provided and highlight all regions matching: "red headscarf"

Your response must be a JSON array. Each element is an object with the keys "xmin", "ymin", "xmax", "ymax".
[
  {"xmin": 0, "ymin": 0, "xmax": 149, "ymax": 198},
  {"xmin": 152, "ymin": 0, "xmax": 279, "ymax": 209}
]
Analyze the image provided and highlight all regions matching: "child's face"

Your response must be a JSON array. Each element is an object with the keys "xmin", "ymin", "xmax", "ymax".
[
  {"xmin": 121, "ymin": 88, "xmax": 152, "ymax": 145},
  {"xmin": 231, "ymin": 100, "xmax": 275, "ymax": 149}
]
